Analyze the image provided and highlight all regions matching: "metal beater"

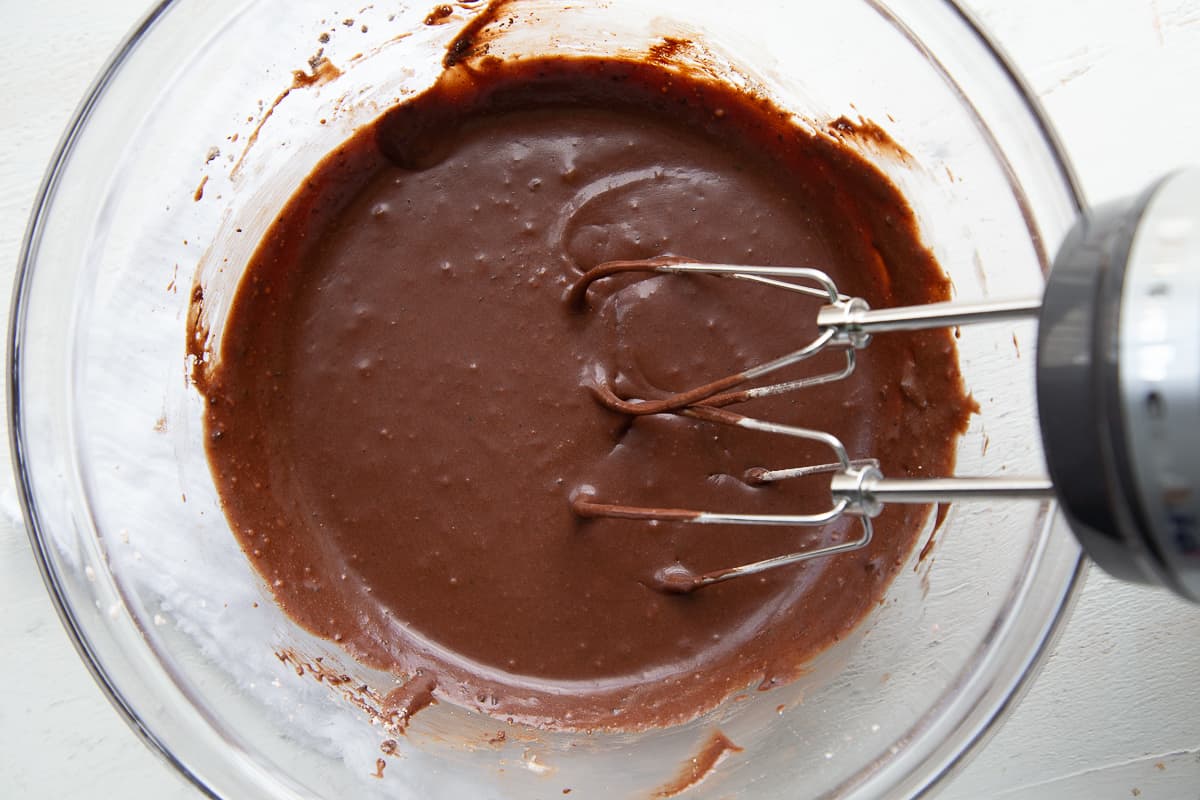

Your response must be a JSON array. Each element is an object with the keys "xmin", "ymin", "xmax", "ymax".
[{"xmin": 569, "ymin": 169, "xmax": 1200, "ymax": 602}]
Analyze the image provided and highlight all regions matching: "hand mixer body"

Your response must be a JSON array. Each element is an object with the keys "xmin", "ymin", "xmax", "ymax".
[{"xmin": 1038, "ymin": 168, "xmax": 1200, "ymax": 601}]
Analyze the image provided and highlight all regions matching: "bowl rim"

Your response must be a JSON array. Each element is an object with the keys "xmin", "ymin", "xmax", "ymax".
[
  {"xmin": 8, "ymin": 1, "xmax": 217, "ymax": 793},
  {"xmin": 8, "ymin": 1, "xmax": 1088, "ymax": 797}
]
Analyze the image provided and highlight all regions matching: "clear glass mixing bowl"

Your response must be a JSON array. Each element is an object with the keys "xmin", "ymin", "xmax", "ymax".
[{"xmin": 12, "ymin": 1, "xmax": 1085, "ymax": 797}]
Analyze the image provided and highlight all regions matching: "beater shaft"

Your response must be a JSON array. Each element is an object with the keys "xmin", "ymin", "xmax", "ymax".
[
  {"xmin": 829, "ymin": 473, "xmax": 1055, "ymax": 517},
  {"xmin": 818, "ymin": 296, "xmax": 1041, "ymax": 346}
]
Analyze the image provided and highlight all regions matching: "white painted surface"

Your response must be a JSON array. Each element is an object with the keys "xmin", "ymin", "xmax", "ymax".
[{"xmin": 1, "ymin": 1, "xmax": 1197, "ymax": 797}]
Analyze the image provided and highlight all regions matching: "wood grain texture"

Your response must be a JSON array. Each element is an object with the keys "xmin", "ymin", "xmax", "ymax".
[{"xmin": 1, "ymin": 1, "xmax": 1196, "ymax": 797}]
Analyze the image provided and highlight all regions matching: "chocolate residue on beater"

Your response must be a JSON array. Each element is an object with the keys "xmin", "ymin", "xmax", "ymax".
[{"xmin": 196, "ymin": 55, "xmax": 973, "ymax": 731}]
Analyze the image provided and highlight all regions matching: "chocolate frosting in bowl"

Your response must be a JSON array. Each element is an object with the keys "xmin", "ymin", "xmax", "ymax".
[{"xmin": 195, "ymin": 54, "xmax": 973, "ymax": 731}]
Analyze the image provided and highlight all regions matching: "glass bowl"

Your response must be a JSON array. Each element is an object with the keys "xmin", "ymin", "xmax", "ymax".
[{"xmin": 11, "ymin": 1, "xmax": 1085, "ymax": 797}]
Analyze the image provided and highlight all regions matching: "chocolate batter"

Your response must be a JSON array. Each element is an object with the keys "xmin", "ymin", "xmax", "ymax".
[{"xmin": 196, "ymin": 55, "xmax": 973, "ymax": 731}]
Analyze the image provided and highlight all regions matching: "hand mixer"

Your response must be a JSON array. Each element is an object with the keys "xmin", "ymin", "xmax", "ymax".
[{"xmin": 568, "ymin": 169, "xmax": 1200, "ymax": 602}]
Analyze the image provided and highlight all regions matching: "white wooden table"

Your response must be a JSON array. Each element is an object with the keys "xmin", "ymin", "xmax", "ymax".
[{"xmin": 1, "ymin": 2, "xmax": 1198, "ymax": 797}]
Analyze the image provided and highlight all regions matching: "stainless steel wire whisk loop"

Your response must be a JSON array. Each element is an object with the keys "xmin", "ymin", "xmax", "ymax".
[
  {"xmin": 566, "ymin": 258, "xmax": 862, "ymax": 415},
  {"xmin": 572, "ymin": 405, "xmax": 884, "ymax": 589},
  {"xmin": 567, "ymin": 257, "xmax": 1043, "ymax": 415}
]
